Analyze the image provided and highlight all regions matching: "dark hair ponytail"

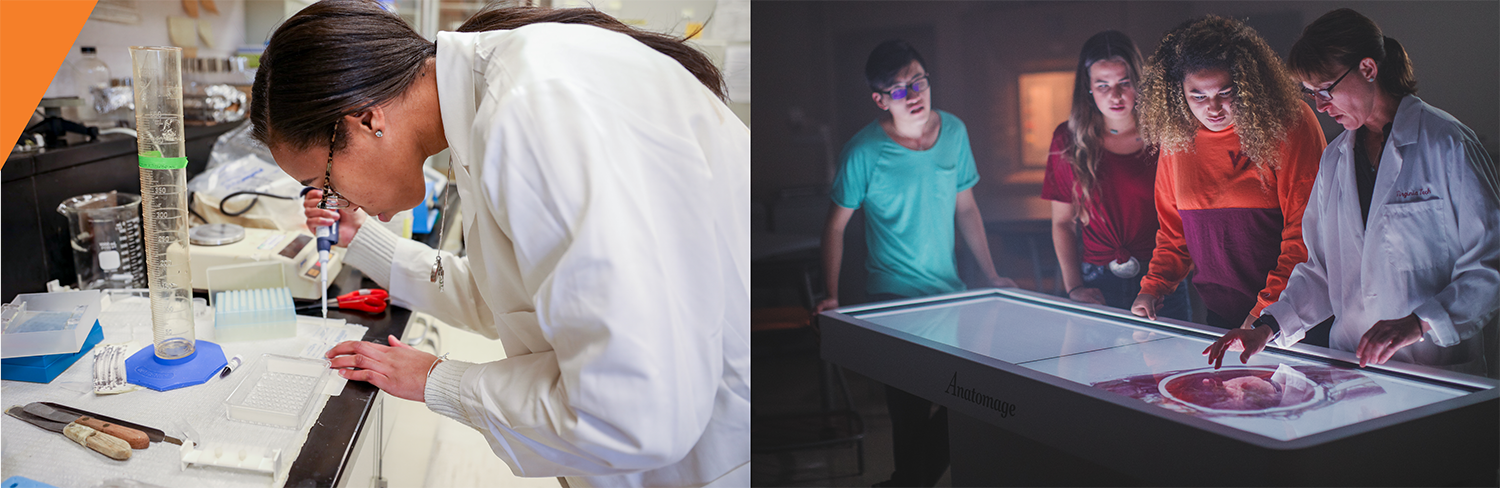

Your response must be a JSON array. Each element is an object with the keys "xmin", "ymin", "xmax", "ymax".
[
  {"xmin": 457, "ymin": 5, "xmax": 726, "ymax": 102},
  {"xmin": 1288, "ymin": 8, "xmax": 1417, "ymax": 98},
  {"xmin": 1376, "ymin": 36, "xmax": 1418, "ymax": 98},
  {"xmin": 252, "ymin": 0, "xmax": 727, "ymax": 152}
]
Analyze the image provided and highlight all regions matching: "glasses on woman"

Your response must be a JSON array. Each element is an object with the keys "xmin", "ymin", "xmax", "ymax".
[
  {"xmin": 1301, "ymin": 65, "xmax": 1356, "ymax": 102},
  {"xmin": 319, "ymin": 122, "xmax": 353, "ymax": 210},
  {"xmin": 881, "ymin": 75, "xmax": 930, "ymax": 100}
]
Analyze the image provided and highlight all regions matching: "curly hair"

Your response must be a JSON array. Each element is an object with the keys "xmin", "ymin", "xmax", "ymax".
[{"xmin": 1138, "ymin": 15, "xmax": 1305, "ymax": 187}]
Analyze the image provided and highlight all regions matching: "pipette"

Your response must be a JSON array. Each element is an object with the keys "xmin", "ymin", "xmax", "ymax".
[
  {"xmin": 315, "ymin": 209, "xmax": 338, "ymax": 320},
  {"xmin": 301, "ymin": 187, "xmax": 338, "ymax": 320}
]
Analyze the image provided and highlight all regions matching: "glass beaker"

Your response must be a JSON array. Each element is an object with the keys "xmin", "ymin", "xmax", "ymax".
[{"xmin": 56, "ymin": 192, "xmax": 147, "ymax": 290}]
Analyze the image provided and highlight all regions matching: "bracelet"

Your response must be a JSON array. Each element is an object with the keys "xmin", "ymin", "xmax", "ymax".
[
  {"xmin": 1066, "ymin": 285, "xmax": 1083, "ymax": 295},
  {"xmin": 426, "ymin": 353, "xmax": 450, "ymax": 380}
]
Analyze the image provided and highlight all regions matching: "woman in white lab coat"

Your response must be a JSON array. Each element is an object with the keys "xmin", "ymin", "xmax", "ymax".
[
  {"xmin": 248, "ymin": 1, "xmax": 750, "ymax": 485},
  {"xmin": 1205, "ymin": 8, "xmax": 1499, "ymax": 377}
]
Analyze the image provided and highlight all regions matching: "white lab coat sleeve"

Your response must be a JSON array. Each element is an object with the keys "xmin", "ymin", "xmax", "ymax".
[
  {"xmin": 1411, "ymin": 136, "xmax": 1500, "ymax": 346},
  {"xmin": 1263, "ymin": 152, "xmax": 1337, "ymax": 348},
  {"xmin": 425, "ymin": 79, "xmax": 724, "ymax": 477},
  {"xmin": 342, "ymin": 219, "xmax": 500, "ymax": 339}
]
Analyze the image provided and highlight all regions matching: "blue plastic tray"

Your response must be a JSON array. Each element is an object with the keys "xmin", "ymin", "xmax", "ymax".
[{"xmin": 1, "ymin": 320, "xmax": 103, "ymax": 383}]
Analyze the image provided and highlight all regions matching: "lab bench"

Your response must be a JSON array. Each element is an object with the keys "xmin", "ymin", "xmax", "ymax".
[{"xmin": 0, "ymin": 266, "xmax": 410, "ymax": 488}]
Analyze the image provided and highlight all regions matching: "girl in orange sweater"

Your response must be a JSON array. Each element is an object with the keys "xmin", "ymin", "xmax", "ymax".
[{"xmin": 1132, "ymin": 15, "xmax": 1326, "ymax": 329}]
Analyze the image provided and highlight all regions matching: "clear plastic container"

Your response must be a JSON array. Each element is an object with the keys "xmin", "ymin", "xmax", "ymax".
[
  {"xmin": 0, "ymin": 290, "xmax": 103, "ymax": 359},
  {"xmin": 213, "ymin": 288, "xmax": 295, "ymax": 342},
  {"xmin": 225, "ymin": 354, "xmax": 335, "ymax": 429},
  {"xmin": 132, "ymin": 46, "xmax": 195, "ymax": 361},
  {"xmin": 207, "ymin": 261, "xmax": 295, "ymax": 342}
]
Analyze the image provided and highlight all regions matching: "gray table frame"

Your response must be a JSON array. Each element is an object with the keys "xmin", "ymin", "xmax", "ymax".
[{"xmin": 820, "ymin": 288, "xmax": 1498, "ymax": 486}]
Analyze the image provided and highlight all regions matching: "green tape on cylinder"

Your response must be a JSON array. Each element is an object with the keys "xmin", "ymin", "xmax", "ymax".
[{"xmin": 138, "ymin": 153, "xmax": 187, "ymax": 169}]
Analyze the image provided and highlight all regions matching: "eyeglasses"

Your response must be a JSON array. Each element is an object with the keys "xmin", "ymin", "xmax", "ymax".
[
  {"xmin": 319, "ymin": 122, "xmax": 352, "ymax": 210},
  {"xmin": 880, "ymin": 75, "xmax": 930, "ymax": 100},
  {"xmin": 1301, "ymin": 65, "xmax": 1356, "ymax": 102}
]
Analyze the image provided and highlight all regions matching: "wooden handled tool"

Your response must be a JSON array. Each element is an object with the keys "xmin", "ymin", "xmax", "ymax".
[
  {"xmin": 63, "ymin": 422, "xmax": 133, "ymax": 460},
  {"xmin": 23, "ymin": 403, "xmax": 149, "ymax": 449}
]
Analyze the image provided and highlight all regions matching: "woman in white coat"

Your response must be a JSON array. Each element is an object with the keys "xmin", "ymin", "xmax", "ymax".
[
  {"xmin": 249, "ymin": 1, "xmax": 750, "ymax": 485},
  {"xmin": 1205, "ymin": 8, "xmax": 1499, "ymax": 377}
]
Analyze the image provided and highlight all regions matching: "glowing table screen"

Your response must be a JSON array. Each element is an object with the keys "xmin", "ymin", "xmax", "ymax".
[{"xmin": 849, "ymin": 295, "xmax": 1476, "ymax": 441}]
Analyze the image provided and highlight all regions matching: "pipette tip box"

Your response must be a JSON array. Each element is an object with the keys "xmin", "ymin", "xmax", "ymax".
[
  {"xmin": 214, "ymin": 287, "xmax": 296, "ymax": 342},
  {"xmin": 1, "ymin": 320, "xmax": 103, "ymax": 383}
]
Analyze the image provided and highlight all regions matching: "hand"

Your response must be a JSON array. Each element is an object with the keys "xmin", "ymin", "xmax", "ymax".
[
  {"xmin": 326, "ymin": 334, "xmax": 439, "ymax": 402},
  {"xmin": 1203, "ymin": 325, "xmax": 1274, "ymax": 369},
  {"xmin": 1355, "ymin": 313, "xmax": 1426, "ymax": 368},
  {"xmin": 1067, "ymin": 287, "xmax": 1106, "ymax": 305},
  {"xmin": 303, "ymin": 188, "xmax": 366, "ymax": 246},
  {"xmin": 814, "ymin": 297, "xmax": 840, "ymax": 314},
  {"xmin": 1130, "ymin": 293, "xmax": 1161, "ymax": 320},
  {"xmin": 988, "ymin": 276, "xmax": 1019, "ymax": 289}
]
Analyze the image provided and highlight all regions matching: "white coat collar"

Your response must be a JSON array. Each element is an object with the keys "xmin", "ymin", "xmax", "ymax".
[
  {"xmin": 435, "ymin": 31, "xmax": 484, "ymax": 170},
  {"xmin": 1332, "ymin": 95, "xmax": 1424, "ymax": 156},
  {"xmin": 1387, "ymin": 95, "xmax": 1425, "ymax": 149}
]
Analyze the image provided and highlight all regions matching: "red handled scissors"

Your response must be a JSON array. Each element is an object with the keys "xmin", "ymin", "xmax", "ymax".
[{"xmin": 299, "ymin": 289, "xmax": 390, "ymax": 313}]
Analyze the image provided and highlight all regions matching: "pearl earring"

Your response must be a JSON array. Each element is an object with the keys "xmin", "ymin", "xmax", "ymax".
[{"xmin": 375, "ymin": 130, "xmax": 383, "ymax": 138}]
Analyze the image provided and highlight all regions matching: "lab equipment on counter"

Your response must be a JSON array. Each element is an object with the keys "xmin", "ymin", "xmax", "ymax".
[
  {"xmin": 22, "ymin": 402, "xmax": 150, "ymax": 449},
  {"xmin": 295, "ymin": 288, "xmax": 389, "ymax": 314},
  {"xmin": 1, "ymin": 321, "xmax": 104, "ymax": 383},
  {"xmin": 1, "ymin": 290, "xmax": 103, "ymax": 358},
  {"xmin": 179, "ymin": 440, "xmax": 282, "ymax": 474},
  {"xmin": 2, "ymin": 290, "xmax": 107, "ymax": 383},
  {"xmin": 213, "ymin": 288, "xmax": 295, "ymax": 341},
  {"xmin": 40, "ymin": 402, "xmax": 184, "ymax": 445},
  {"xmin": 175, "ymin": 418, "xmax": 281, "ymax": 474},
  {"xmin": 123, "ymin": 45, "xmax": 226, "ymax": 392},
  {"xmin": 298, "ymin": 186, "xmax": 341, "ymax": 320},
  {"xmin": 187, "ymin": 223, "xmax": 345, "ymax": 300},
  {"xmin": 5, "ymin": 406, "xmax": 132, "ymax": 460},
  {"xmin": 224, "ymin": 354, "xmax": 342, "ymax": 429},
  {"xmin": 206, "ymin": 261, "xmax": 296, "ymax": 341},
  {"xmin": 57, "ymin": 192, "xmax": 147, "ymax": 289},
  {"xmin": 219, "ymin": 354, "xmax": 243, "ymax": 378}
]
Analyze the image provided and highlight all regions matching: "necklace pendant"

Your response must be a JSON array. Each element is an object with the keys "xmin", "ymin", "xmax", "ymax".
[{"xmin": 431, "ymin": 255, "xmax": 445, "ymax": 291}]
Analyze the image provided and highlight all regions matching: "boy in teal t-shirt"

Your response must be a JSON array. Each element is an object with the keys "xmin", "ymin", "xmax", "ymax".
[
  {"xmin": 833, "ymin": 110, "xmax": 979, "ymax": 297},
  {"xmin": 816, "ymin": 39, "xmax": 1015, "ymax": 488}
]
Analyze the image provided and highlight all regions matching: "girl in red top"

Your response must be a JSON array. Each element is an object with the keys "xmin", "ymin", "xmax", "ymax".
[
  {"xmin": 1133, "ymin": 16, "xmax": 1326, "ymax": 329},
  {"xmin": 1042, "ymin": 30, "xmax": 1191, "ymax": 320}
]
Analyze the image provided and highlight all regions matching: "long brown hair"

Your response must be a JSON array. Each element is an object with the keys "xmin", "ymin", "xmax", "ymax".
[
  {"xmin": 1287, "ymin": 8, "xmax": 1417, "ymax": 99},
  {"xmin": 250, "ymin": 0, "xmax": 726, "ymax": 153},
  {"xmin": 1064, "ymin": 30, "xmax": 1147, "ymax": 225},
  {"xmin": 1138, "ymin": 15, "xmax": 1305, "ymax": 189}
]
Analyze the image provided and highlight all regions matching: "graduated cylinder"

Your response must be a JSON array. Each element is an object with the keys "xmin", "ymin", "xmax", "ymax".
[{"xmin": 131, "ymin": 46, "xmax": 195, "ymax": 360}]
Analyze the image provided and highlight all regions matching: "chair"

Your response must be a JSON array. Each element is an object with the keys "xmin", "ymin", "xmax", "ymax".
[{"xmin": 751, "ymin": 256, "xmax": 865, "ymax": 483}]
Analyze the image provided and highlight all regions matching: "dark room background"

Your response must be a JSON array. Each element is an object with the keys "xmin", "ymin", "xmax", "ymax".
[{"xmin": 751, "ymin": 0, "xmax": 1500, "ymax": 308}]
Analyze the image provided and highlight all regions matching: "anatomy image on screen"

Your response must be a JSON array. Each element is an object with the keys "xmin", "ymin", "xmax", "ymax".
[{"xmin": 1093, "ymin": 365, "xmax": 1386, "ymax": 419}]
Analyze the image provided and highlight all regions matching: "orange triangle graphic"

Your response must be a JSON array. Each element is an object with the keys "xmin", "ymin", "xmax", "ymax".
[{"xmin": 1, "ymin": 0, "xmax": 99, "ymax": 169}]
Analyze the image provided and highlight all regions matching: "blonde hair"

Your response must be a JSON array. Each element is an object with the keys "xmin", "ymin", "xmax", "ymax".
[{"xmin": 1138, "ymin": 15, "xmax": 1305, "ymax": 189}]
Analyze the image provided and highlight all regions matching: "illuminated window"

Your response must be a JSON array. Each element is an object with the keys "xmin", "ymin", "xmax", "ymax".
[{"xmin": 1018, "ymin": 71, "xmax": 1074, "ymax": 168}]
